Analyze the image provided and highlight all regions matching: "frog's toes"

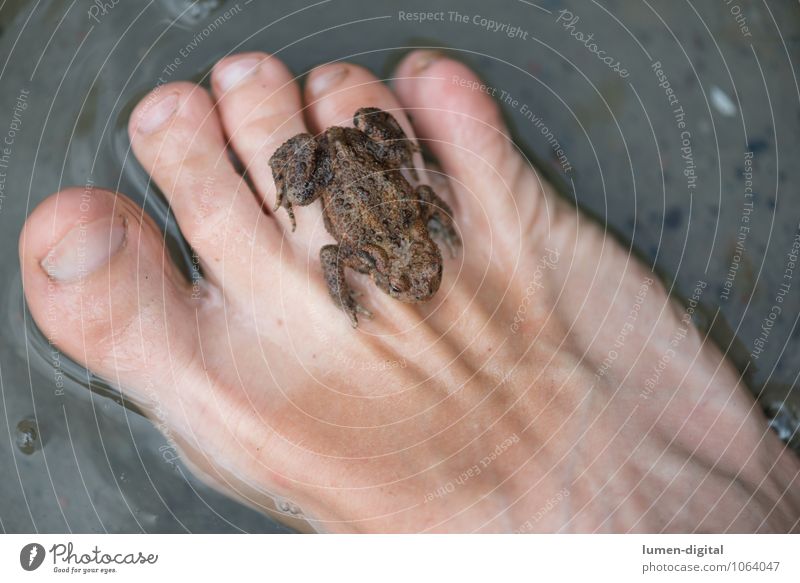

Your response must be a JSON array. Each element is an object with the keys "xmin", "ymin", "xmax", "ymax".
[
  {"xmin": 355, "ymin": 302, "xmax": 373, "ymax": 318},
  {"xmin": 340, "ymin": 293, "xmax": 373, "ymax": 328},
  {"xmin": 285, "ymin": 204, "xmax": 297, "ymax": 232}
]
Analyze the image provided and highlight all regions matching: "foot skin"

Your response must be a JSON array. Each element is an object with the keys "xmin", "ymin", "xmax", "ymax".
[{"xmin": 20, "ymin": 51, "xmax": 800, "ymax": 533}]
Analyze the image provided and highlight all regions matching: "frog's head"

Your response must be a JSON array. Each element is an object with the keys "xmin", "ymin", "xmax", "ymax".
[{"xmin": 362, "ymin": 238, "xmax": 443, "ymax": 303}]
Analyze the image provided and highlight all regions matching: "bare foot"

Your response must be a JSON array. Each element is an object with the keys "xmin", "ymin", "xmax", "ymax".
[{"xmin": 19, "ymin": 51, "xmax": 800, "ymax": 532}]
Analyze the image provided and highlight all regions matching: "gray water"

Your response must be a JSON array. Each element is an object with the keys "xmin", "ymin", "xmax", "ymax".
[{"xmin": 1, "ymin": 0, "xmax": 799, "ymax": 532}]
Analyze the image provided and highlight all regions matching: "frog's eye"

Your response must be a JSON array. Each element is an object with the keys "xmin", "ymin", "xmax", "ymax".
[{"xmin": 390, "ymin": 284, "xmax": 402, "ymax": 294}]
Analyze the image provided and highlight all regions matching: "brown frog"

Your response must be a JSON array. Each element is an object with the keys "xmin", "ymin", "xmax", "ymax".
[{"xmin": 269, "ymin": 107, "xmax": 460, "ymax": 327}]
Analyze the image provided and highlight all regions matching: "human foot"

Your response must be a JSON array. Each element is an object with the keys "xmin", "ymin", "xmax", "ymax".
[{"xmin": 20, "ymin": 51, "xmax": 800, "ymax": 532}]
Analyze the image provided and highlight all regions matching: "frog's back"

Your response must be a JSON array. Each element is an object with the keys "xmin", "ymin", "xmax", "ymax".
[{"xmin": 320, "ymin": 127, "xmax": 418, "ymax": 246}]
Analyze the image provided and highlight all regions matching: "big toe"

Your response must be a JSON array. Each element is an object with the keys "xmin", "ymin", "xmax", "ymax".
[{"xmin": 19, "ymin": 187, "xmax": 198, "ymax": 397}]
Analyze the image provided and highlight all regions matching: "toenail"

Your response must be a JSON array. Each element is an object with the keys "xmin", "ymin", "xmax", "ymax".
[
  {"xmin": 216, "ymin": 56, "xmax": 262, "ymax": 91},
  {"xmin": 411, "ymin": 51, "xmax": 442, "ymax": 73},
  {"xmin": 309, "ymin": 65, "xmax": 348, "ymax": 96},
  {"xmin": 136, "ymin": 92, "xmax": 179, "ymax": 134},
  {"xmin": 41, "ymin": 215, "xmax": 127, "ymax": 282}
]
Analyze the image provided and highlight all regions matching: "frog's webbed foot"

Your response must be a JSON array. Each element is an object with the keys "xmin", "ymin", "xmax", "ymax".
[
  {"xmin": 415, "ymin": 184, "xmax": 460, "ymax": 258},
  {"xmin": 320, "ymin": 244, "xmax": 373, "ymax": 327},
  {"xmin": 354, "ymin": 107, "xmax": 418, "ymax": 176},
  {"xmin": 268, "ymin": 133, "xmax": 320, "ymax": 232}
]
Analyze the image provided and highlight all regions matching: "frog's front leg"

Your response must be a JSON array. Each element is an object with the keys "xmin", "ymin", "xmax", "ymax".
[
  {"xmin": 415, "ymin": 184, "xmax": 461, "ymax": 258},
  {"xmin": 320, "ymin": 244, "xmax": 373, "ymax": 327},
  {"xmin": 353, "ymin": 107, "xmax": 417, "ymax": 173},
  {"xmin": 268, "ymin": 133, "xmax": 320, "ymax": 231}
]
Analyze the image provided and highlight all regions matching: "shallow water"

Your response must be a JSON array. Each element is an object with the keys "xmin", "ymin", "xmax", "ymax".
[{"xmin": 1, "ymin": 0, "xmax": 799, "ymax": 532}]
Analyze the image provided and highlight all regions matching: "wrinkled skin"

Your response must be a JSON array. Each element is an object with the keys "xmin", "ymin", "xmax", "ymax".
[{"xmin": 269, "ymin": 108, "xmax": 459, "ymax": 326}]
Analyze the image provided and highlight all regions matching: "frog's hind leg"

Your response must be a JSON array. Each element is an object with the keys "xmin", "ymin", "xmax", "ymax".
[
  {"xmin": 415, "ymin": 184, "xmax": 461, "ymax": 258},
  {"xmin": 268, "ymin": 133, "xmax": 320, "ymax": 231},
  {"xmin": 353, "ymin": 107, "xmax": 417, "ymax": 174},
  {"xmin": 320, "ymin": 244, "xmax": 373, "ymax": 327}
]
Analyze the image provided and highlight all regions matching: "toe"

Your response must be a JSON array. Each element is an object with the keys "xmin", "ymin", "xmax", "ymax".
[
  {"xmin": 304, "ymin": 63, "xmax": 410, "ymax": 130},
  {"xmin": 210, "ymin": 52, "xmax": 327, "ymax": 249},
  {"xmin": 128, "ymin": 81, "xmax": 279, "ymax": 298},
  {"xmin": 19, "ymin": 187, "xmax": 197, "ymax": 390},
  {"xmin": 393, "ymin": 51, "xmax": 538, "ymax": 228},
  {"xmin": 303, "ymin": 63, "xmax": 439, "ymax": 199},
  {"xmin": 304, "ymin": 62, "xmax": 417, "ymax": 150}
]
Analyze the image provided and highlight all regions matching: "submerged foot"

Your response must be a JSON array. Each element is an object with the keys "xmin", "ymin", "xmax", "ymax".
[{"xmin": 20, "ymin": 51, "xmax": 800, "ymax": 533}]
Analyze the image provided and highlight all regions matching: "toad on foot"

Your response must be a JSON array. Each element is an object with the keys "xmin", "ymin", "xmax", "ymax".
[{"xmin": 269, "ymin": 107, "xmax": 459, "ymax": 326}]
